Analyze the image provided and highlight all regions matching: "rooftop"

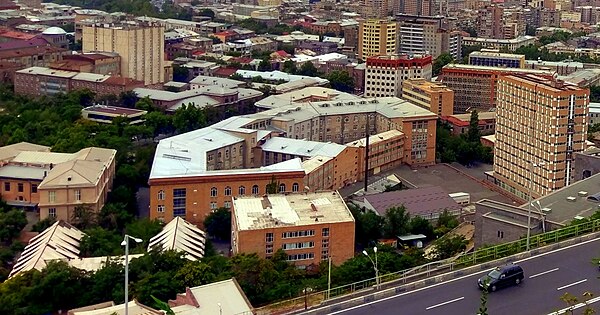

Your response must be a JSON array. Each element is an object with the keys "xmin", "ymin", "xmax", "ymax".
[
  {"xmin": 363, "ymin": 186, "xmax": 462, "ymax": 217},
  {"xmin": 147, "ymin": 217, "xmax": 207, "ymax": 261},
  {"xmin": 235, "ymin": 69, "xmax": 329, "ymax": 85},
  {"xmin": 189, "ymin": 75, "xmax": 245, "ymax": 88},
  {"xmin": 170, "ymin": 279, "xmax": 253, "ymax": 315},
  {"xmin": 82, "ymin": 105, "xmax": 147, "ymax": 116},
  {"xmin": 346, "ymin": 130, "xmax": 404, "ymax": 147},
  {"xmin": 0, "ymin": 141, "xmax": 49, "ymax": 161},
  {"xmin": 302, "ymin": 155, "xmax": 334, "ymax": 174},
  {"xmin": 232, "ymin": 191, "xmax": 354, "ymax": 230},
  {"xmin": 255, "ymin": 86, "xmax": 357, "ymax": 109},
  {"xmin": 469, "ymin": 51, "xmax": 525, "ymax": 59},
  {"xmin": 70, "ymin": 300, "xmax": 162, "ymax": 315},
  {"xmin": 260, "ymin": 137, "xmax": 347, "ymax": 158},
  {"xmin": 463, "ymin": 35, "xmax": 536, "ymax": 44},
  {"xmin": 442, "ymin": 63, "xmax": 555, "ymax": 75}
]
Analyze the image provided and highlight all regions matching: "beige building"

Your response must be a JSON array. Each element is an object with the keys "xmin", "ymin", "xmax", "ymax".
[
  {"xmin": 358, "ymin": 19, "xmax": 397, "ymax": 61},
  {"xmin": 82, "ymin": 22, "xmax": 165, "ymax": 85},
  {"xmin": 231, "ymin": 191, "xmax": 355, "ymax": 267},
  {"xmin": 346, "ymin": 130, "xmax": 405, "ymax": 180},
  {"xmin": 364, "ymin": 54, "xmax": 433, "ymax": 98},
  {"xmin": 402, "ymin": 78, "xmax": 454, "ymax": 116},
  {"xmin": 0, "ymin": 143, "xmax": 116, "ymax": 222},
  {"xmin": 494, "ymin": 75, "xmax": 590, "ymax": 200}
]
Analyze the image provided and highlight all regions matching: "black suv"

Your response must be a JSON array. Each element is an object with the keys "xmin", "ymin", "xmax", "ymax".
[{"xmin": 478, "ymin": 263, "xmax": 524, "ymax": 292}]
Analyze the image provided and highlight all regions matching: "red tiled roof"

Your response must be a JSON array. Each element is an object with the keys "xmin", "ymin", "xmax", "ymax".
[
  {"xmin": 0, "ymin": 29, "xmax": 35, "ymax": 41},
  {"xmin": 103, "ymin": 76, "xmax": 145, "ymax": 86},
  {"xmin": 214, "ymin": 67, "xmax": 237, "ymax": 77},
  {"xmin": 214, "ymin": 30, "xmax": 236, "ymax": 37},
  {"xmin": 192, "ymin": 50, "xmax": 205, "ymax": 56},
  {"xmin": 0, "ymin": 38, "xmax": 50, "ymax": 51},
  {"xmin": 274, "ymin": 50, "xmax": 291, "ymax": 57},
  {"xmin": 230, "ymin": 57, "xmax": 253, "ymax": 64},
  {"xmin": 0, "ymin": 45, "xmax": 66, "ymax": 60}
]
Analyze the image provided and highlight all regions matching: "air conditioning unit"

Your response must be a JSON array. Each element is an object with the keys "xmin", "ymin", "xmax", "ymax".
[{"xmin": 566, "ymin": 196, "xmax": 577, "ymax": 202}]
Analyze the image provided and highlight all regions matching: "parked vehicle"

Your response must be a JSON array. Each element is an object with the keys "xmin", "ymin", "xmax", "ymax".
[{"xmin": 478, "ymin": 263, "xmax": 524, "ymax": 292}]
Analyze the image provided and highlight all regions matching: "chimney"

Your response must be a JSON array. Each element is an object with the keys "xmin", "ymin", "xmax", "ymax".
[{"xmin": 311, "ymin": 203, "xmax": 318, "ymax": 212}]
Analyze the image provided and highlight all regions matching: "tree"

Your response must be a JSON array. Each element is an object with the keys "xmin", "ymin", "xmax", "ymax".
[
  {"xmin": 430, "ymin": 235, "xmax": 468, "ymax": 260},
  {"xmin": 383, "ymin": 206, "xmax": 411, "ymax": 238},
  {"xmin": 32, "ymin": 217, "xmax": 56, "ymax": 233},
  {"xmin": 326, "ymin": 70, "xmax": 355, "ymax": 93},
  {"xmin": 266, "ymin": 175, "xmax": 279, "ymax": 194},
  {"xmin": 349, "ymin": 204, "xmax": 384, "ymax": 246},
  {"xmin": 258, "ymin": 58, "xmax": 272, "ymax": 71},
  {"xmin": 172, "ymin": 64, "xmax": 190, "ymax": 83},
  {"xmin": 435, "ymin": 209, "xmax": 460, "ymax": 237},
  {"xmin": 172, "ymin": 104, "xmax": 207, "ymax": 133},
  {"xmin": 87, "ymin": 259, "xmax": 125, "ymax": 304},
  {"xmin": 467, "ymin": 110, "xmax": 481, "ymax": 142},
  {"xmin": 282, "ymin": 60, "xmax": 297, "ymax": 74},
  {"xmin": 203, "ymin": 207, "xmax": 231, "ymax": 241},
  {"xmin": 297, "ymin": 61, "xmax": 319, "ymax": 77},
  {"xmin": 197, "ymin": 8, "xmax": 215, "ymax": 19},
  {"xmin": 125, "ymin": 219, "xmax": 163, "ymax": 249},
  {"xmin": 409, "ymin": 216, "xmax": 434, "ymax": 239},
  {"xmin": 144, "ymin": 111, "xmax": 173, "ymax": 139},
  {"xmin": 174, "ymin": 260, "xmax": 216, "ymax": 288},
  {"xmin": 71, "ymin": 205, "xmax": 97, "ymax": 230},
  {"xmin": 433, "ymin": 53, "xmax": 454, "ymax": 76},
  {"xmin": 135, "ymin": 96, "xmax": 156, "ymax": 111},
  {"xmin": 79, "ymin": 227, "xmax": 123, "ymax": 257},
  {"xmin": 120, "ymin": 91, "xmax": 138, "ymax": 108},
  {"xmin": 0, "ymin": 209, "xmax": 27, "ymax": 243}
]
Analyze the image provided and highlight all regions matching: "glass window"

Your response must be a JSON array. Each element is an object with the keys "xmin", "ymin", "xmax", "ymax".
[
  {"xmin": 224, "ymin": 201, "xmax": 231, "ymax": 208},
  {"xmin": 157, "ymin": 190, "xmax": 165, "ymax": 200},
  {"xmin": 322, "ymin": 228, "xmax": 330, "ymax": 237},
  {"xmin": 48, "ymin": 208, "xmax": 56, "ymax": 218},
  {"xmin": 210, "ymin": 187, "xmax": 217, "ymax": 197},
  {"xmin": 239, "ymin": 186, "xmax": 245, "ymax": 195},
  {"xmin": 75, "ymin": 190, "xmax": 81, "ymax": 201},
  {"xmin": 4, "ymin": 182, "xmax": 9, "ymax": 191},
  {"xmin": 173, "ymin": 188, "xmax": 186, "ymax": 217},
  {"xmin": 279, "ymin": 183, "xmax": 286, "ymax": 193},
  {"xmin": 157, "ymin": 205, "xmax": 165, "ymax": 213},
  {"xmin": 224, "ymin": 186, "xmax": 232, "ymax": 196},
  {"xmin": 292, "ymin": 183, "xmax": 299, "ymax": 192},
  {"xmin": 17, "ymin": 183, "xmax": 23, "ymax": 192},
  {"xmin": 49, "ymin": 191, "xmax": 56, "ymax": 203},
  {"xmin": 210, "ymin": 202, "xmax": 217, "ymax": 209},
  {"xmin": 266, "ymin": 232, "xmax": 274, "ymax": 243},
  {"xmin": 31, "ymin": 184, "xmax": 37, "ymax": 193},
  {"xmin": 252, "ymin": 185, "xmax": 259, "ymax": 195}
]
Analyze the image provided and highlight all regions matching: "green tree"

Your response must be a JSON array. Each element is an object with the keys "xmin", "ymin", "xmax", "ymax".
[
  {"xmin": 433, "ymin": 53, "xmax": 454, "ymax": 76},
  {"xmin": 125, "ymin": 219, "xmax": 163, "ymax": 249},
  {"xmin": 409, "ymin": 216, "xmax": 434, "ymax": 239},
  {"xmin": 79, "ymin": 227, "xmax": 123, "ymax": 257},
  {"xmin": 266, "ymin": 175, "xmax": 279, "ymax": 194},
  {"xmin": 197, "ymin": 8, "xmax": 215, "ymax": 18},
  {"xmin": 71, "ymin": 205, "xmax": 97, "ymax": 230},
  {"xmin": 172, "ymin": 104, "xmax": 207, "ymax": 133},
  {"xmin": 326, "ymin": 70, "xmax": 355, "ymax": 93},
  {"xmin": 203, "ymin": 207, "xmax": 231, "ymax": 241},
  {"xmin": 258, "ymin": 58, "xmax": 272, "ymax": 71},
  {"xmin": 383, "ymin": 206, "xmax": 411, "ymax": 238},
  {"xmin": 31, "ymin": 217, "xmax": 56, "ymax": 233},
  {"xmin": 467, "ymin": 110, "xmax": 481, "ymax": 142},
  {"xmin": 87, "ymin": 259, "xmax": 125, "ymax": 304},
  {"xmin": 349, "ymin": 205, "xmax": 384, "ymax": 246},
  {"xmin": 0, "ymin": 209, "xmax": 27, "ymax": 243},
  {"xmin": 282, "ymin": 60, "xmax": 297, "ymax": 74},
  {"xmin": 297, "ymin": 61, "xmax": 319, "ymax": 77},
  {"xmin": 174, "ymin": 260, "xmax": 216, "ymax": 288},
  {"xmin": 135, "ymin": 96, "xmax": 156, "ymax": 111},
  {"xmin": 120, "ymin": 91, "xmax": 139, "ymax": 108},
  {"xmin": 430, "ymin": 235, "xmax": 468, "ymax": 260},
  {"xmin": 144, "ymin": 111, "xmax": 173, "ymax": 139}
]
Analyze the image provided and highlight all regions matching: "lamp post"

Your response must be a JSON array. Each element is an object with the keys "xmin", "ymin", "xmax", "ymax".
[
  {"xmin": 121, "ymin": 234, "xmax": 143, "ymax": 315},
  {"xmin": 362, "ymin": 246, "xmax": 379, "ymax": 290},
  {"xmin": 218, "ymin": 303, "xmax": 222, "ymax": 315},
  {"xmin": 526, "ymin": 162, "xmax": 545, "ymax": 251}
]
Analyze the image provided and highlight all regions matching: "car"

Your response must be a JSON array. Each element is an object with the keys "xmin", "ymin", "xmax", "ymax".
[{"xmin": 477, "ymin": 263, "xmax": 524, "ymax": 292}]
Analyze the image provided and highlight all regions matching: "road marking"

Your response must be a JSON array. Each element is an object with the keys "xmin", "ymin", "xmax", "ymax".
[
  {"xmin": 320, "ymin": 237, "xmax": 600, "ymax": 315},
  {"xmin": 548, "ymin": 296, "xmax": 600, "ymax": 314},
  {"xmin": 529, "ymin": 268, "xmax": 559, "ymax": 279},
  {"xmin": 556, "ymin": 279, "xmax": 587, "ymax": 291},
  {"xmin": 425, "ymin": 297, "xmax": 464, "ymax": 310}
]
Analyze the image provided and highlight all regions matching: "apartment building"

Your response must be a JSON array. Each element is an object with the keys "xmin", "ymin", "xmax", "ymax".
[
  {"xmin": 494, "ymin": 75, "xmax": 590, "ymax": 200},
  {"xmin": 0, "ymin": 142, "xmax": 116, "ymax": 222},
  {"xmin": 358, "ymin": 19, "xmax": 397, "ymax": 60},
  {"xmin": 462, "ymin": 36, "xmax": 536, "ymax": 51},
  {"xmin": 0, "ymin": 38, "xmax": 69, "ymax": 69},
  {"xmin": 82, "ymin": 22, "xmax": 165, "ymax": 85},
  {"xmin": 14, "ymin": 67, "xmax": 145, "ymax": 97},
  {"xmin": 439, "ymin": 64, "xmax": 555, "ymax": 113},
  {"xmin": 346, "ymin": 129, "xmax": 405, "ymax": 180},
  {"xmin": 396, "ymin": 14, "xmax": 462, "ymax": 59},
  {"xmin": 360, "ymin": 0, "xmax": 392, "ymax": 18},
  {"xmin": 49, "ymin": 53, "xmax": 121, "ymax": 76},
  {"xmin": 477, "ymin": 4, "xmax": 504, "ymax": 39},
  {"xmin": 231, "ymin": 191, "xmax": 355, "ymax": 266},
  {"xmin": 402, "ymin": 78, "xmax": 454, "ymax": 116},
  {"xmin": 364, "ymin": 54, "xmax": 432, "ymax": 98},
  {"xmin": 469, "ymin": 51, "xmax": 526, "ymax": 68},
  {"xmin": 397, "ymin": 0, "xmax": 433, "ymax": 16}
]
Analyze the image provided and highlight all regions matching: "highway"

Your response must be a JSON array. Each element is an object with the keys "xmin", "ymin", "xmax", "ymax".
[{"xmin": 326, "ymin": 238, "xmax": 600, "ymax": 315}]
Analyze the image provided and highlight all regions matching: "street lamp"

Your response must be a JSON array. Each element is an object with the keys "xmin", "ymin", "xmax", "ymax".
[
  {"xmin": 362, "ymin": 246, "xmax": 379, "ymax": 290},
  {"xmin": 121, "ymin": 234, "xmax": 143, "ymax": 315},
  {"xmin": 527, "ymin": 162, "xmax": 545, "ymax": 251},
  {"xmin": 217, "ymin": 302, "xmax": 222, "ymax": 315}
]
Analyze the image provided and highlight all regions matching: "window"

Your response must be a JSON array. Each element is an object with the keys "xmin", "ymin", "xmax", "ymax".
[
  {"xmin": 239, "ymin": 186, "xmax": 246, "ymax": 195},
  {"xmin": 266, "ymin": 244, "xmax": 274, "ymax": 254},
  {"xmin": 282, "ymin": 241, "xmax": 315, "ymax": 250},
  {"xmin": 287, "ymin": 253, "xmax": 314, "ymax": 261},
  {"xmin": 210, "ymin": 187, "xmax": 217, "ymax": 197},
  {"xmin": 224, "ymin": 201, "xmax": 231, "ymax": 208},
  {"xmin": 279, "ymin": 183, "xmax": 286, "ymax": 193},
  {"xmin": 75, "ymin": 190, "xmax": 81, "ymax": 201},
  {"xmin": 4, "ymin": 182, "xmax": 9, "ymax": 191},
  {"xmin": 252, "ymin": 185, "xmax": 259, "ymax": 195},
  {"xmin": 322, "ymin": 228, "xmax": 330, "ymax": 237},
  {"xmin": 322, "ymin": 239, "xmax": 329, "ymax": 248},
  {"xmin": 321, "ymin": 250, "xmax": 329, "ymax": 260},
  {"xmin": 292, "ymin": 183, "xmax": 299, "ymax": 192},
  {"xmin": 157, "ymin": 205, "xmax": 165, "ymax": 213},
  {"xmin": 17, "ymin": 183, "xmax": 23, "ymax": 192},
  {"xmin": 173, "ymin": 188, "xmax": 186, "ymax": 217},
  {"xmin": 224, "ymin": 186, "xmax": 232, "ymax": 196},
  {"xmin": 210, "ymin": 202, "xmax": 217, "ymax": 209},
  {"xmin": 282, "ymin": 230, "xmax": 315, "ymax": 238},
  {"xmin": 266, "ymin": 232, "xmax": 274, "ymax": 243},
  {"xmin": 49, "ymin": 191, "xmax": 56, "ymax": 203},
  {"xmin": 157, "ymin": 190, "xmax": 165, "ymax": 200},
  {"xmin": 48, "ymin": 208, "xmax": 56, "ymax": 218},
  {"xmin": 31, "ymin": 184, "xmax": 37, "ymax": 193}
]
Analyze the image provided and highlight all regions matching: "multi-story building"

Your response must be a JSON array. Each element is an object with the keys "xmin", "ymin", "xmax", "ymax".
[
  {"xmin": 358, "ymin": 19, "xmax": 397, "ymax": 61},
  {"xmin": 0, "ymin": 38, "xmax": 69, "ymax": 69},
  {"xmin": 82, "ymin": 22, "xmax": 165, "ymax": 85},
  {"xmin": 364, "ymin": 54, "xmax": 432, "ymax": 98},
  {"xmin": 0, "ymin": 142, "xmax": 116, "ymax": 222},
  {"xmin": 397, "ymin": 0, "xmax": 433, "ymax": 16},
  {"xmin": 396, "ymin": 14, "xmax": 462, "ymax": 59},
  {"xmin": 402, "ymin": 78, "xmax": 454, "ymax": 116},
  {"xmin": 477, "ymin": 5, "xmax": 504, "ymax": 39},
  {"xmin": 360, "ymin": 0, "xmax": 392, "ymax": 18},
  {"xmin": 441, "ymin": 111, "xmax": 496, "ymax": 135},
  {"xmin": 81, "ymin": 105, "xmax": 147, "ymax": 125},
  {"xmin": 14, "ymin": 67, "xmax": 145, "ymax": 98},
  {"xmin": 49, "ymin": 53, "xmax": 121, "ymax": 76},
  {"xmin": 494, "ymin": 75, "xmax": 590, "ymax": 200},
  {"xmin": 468, "ymin": 51, "xmax": 526, "ymax": 68},
  {"xmin": 346, "ymin": 129, "xmax": 405, "ymax": 180},
  {"xmin": 439, "ymin": 64, "xmax": 555, "ymax": 113},
  {"xmin": 462, "ymin": 36, "xmax": 536, "ymax": 52},
  {"xmin": 231, "ymin": 191, "xmax": 355, "ymax": 266}
]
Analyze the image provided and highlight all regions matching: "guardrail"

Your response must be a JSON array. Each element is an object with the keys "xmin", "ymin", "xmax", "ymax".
[{"xmin": 254, "ymin": 218, "xmax": 600, "ymax": 315}]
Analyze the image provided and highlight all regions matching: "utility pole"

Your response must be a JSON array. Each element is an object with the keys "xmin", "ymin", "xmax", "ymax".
[{"xmin": 364, "ymin": 114, "xmax": 370, "ymax": 192}]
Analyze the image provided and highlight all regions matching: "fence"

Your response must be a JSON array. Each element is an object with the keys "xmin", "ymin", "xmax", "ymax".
[{"xmin": 254, "ymin": 218, "xmax": 600, "ymax": 315}]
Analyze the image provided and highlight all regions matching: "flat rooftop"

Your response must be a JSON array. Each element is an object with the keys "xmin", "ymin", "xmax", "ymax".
[
  {"xmin": 442, "ymin": 63, "xmax": 554, "ymax": 75},
  {"xmin": 469, "ymin": 51, "xmax": 525, "ymax": 59},
  {"xmin": 261, "ymin": 137, "xmax": 346, "ymax": 158},
  {"xmin": 232, "ymin": 191, "xmax": 354, "ymax": 230}
]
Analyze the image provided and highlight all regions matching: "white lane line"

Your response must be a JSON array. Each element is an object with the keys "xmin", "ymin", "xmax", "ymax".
[
  {"xmin": 548, "ymin": 296, "xmax": 600, "ymax": 314},
  {"xmin": 529, "ymin": 268, "xmax": 560, "ymax": 279},
  {"xmin": 556, "ymin": 279, "xmax": 587, "ymax": 291},
  {"xmin": 425, "ymin": 297, "xmax": 465, "ymax": 310}
]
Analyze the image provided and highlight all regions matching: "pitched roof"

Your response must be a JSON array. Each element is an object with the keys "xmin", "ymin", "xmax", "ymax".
[
  {"xmin": 9, "ymin": 220, "xmax": 84, "ymax": 278},
  {"xmin": 148, "ymin": 217, "xmax": 206, "ymax": 261},
  {"xmin": 0, "ymin": 142, "xmax": 50, "ymax": 162},
  {"xmin": 170, "ymin": 278, "xmax": 253, "ymax": 315},
  {"xmin": 364, "ymin": 186, "xmax": 462, "ymax": 218},
  {"xmin": 70, "ymin": 300, "xmax": 163, "ymax": 315}
]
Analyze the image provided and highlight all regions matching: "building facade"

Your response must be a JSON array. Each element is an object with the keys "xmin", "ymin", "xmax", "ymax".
[
  {"xmin": 494, "ymin": 75, "xmax": 590, "ymax": 200},
  {"xmin": 364, "ymin": 54, "xmax": 433, "ymax": 98},
  {"xmin": 396, "ymin": 14, "xmax": 462, "ymax": 59},
  {"xmin": 469, "ymin": 51, "xmax": 526, "ymax": 68},
  {"xmin": 402, "ymin": 78, "xmax": 454, "ymax": 116},
  {"xmin": 82, "ymin": 22, "xmax": 165, "ymax": 85},
  {"xmin": 358, "ymin": 19, "xmax": 397, "ymax": 60},
  {"xmin": 231, "ymin": 191, "xmax": 355, "ymax": 267}
]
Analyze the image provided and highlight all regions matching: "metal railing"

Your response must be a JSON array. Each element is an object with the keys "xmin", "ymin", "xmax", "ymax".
[{"xmin": 254, "ymin": 218, "xmax": 600, "ymax": 315}]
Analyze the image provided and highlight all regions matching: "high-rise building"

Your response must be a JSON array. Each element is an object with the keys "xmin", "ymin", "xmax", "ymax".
[
  {"xmin": 82, "ymin": 22, "xmax": 165, "ymax": 85},
  {"xmin": 364, "ymin": 54, "xmax": 432, "ymax": 98},
  {"xmin": 358, "ymin": 19, "xmax": 397, "ymax": 60},
  {"xmin": 477, "ymin": 4, "xmax": 504, "ymax": 39},
  {"xmin": 494, "ymin": 74, "xmax": 589, "ymax": 200},
  {"xmin": 396, "ymin": 14, "xmax": 462, "ymax": 59},
  {"xmin": 360, "ymin": 0, "xmax": 391, "ymax": 18},
  {"xmin": 397, "ymin": 0, "xmax": 433, "ymax": 16},
  {"xmin": 402, "ymin": 78, "xmax": 454, "ymax": 116}
]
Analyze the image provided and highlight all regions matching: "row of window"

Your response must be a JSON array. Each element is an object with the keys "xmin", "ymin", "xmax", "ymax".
[
  {"xmin": 3, "ymin": 182, "xmax": 37, "ymax": 193},
  {"xmin": 48, "ymin": 190, "xmax": 81, "ymax": 203},
  {"xmin": 157, "ymin": 183, "xmax": 301, "ymax": 201}
]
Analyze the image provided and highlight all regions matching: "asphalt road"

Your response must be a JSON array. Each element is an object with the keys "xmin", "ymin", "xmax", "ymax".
[{"xmin": 329, "ymin": 238, "xmax": 600, "ymax": 315}]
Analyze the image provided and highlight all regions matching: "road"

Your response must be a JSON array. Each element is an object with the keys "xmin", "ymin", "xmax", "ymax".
[{"xmin": 327, "ymin": 238, "xmax": 600, "ymax": 315}]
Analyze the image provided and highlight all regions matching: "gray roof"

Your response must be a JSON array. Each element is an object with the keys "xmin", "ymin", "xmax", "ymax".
[
  {"xmin": 148, "ymin": 217, "xmax": 206, "ymax": 261},
  {"xmin": 364, "ymin": 186, "xmax": 462, "ymax": 217},
  {"xmin": 260, "ymin": 137, "xmax": 346, "ymax": 158},
  {"xmin": 0, "ymin": 165, "xmax": 47, "ymax": 180}
]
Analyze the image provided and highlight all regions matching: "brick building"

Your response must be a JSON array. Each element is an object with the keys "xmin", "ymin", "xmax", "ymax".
[
  {"xmin": 402, "ymin": 78, "xmax": 454, "ymax": 116},
  {"xmin": 49, "ymin": 53, "xmax": 121, "ymax": 76},
  {"xmin": 231, "ymin": 191, "xmax": 355, "ymax": 267}
]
